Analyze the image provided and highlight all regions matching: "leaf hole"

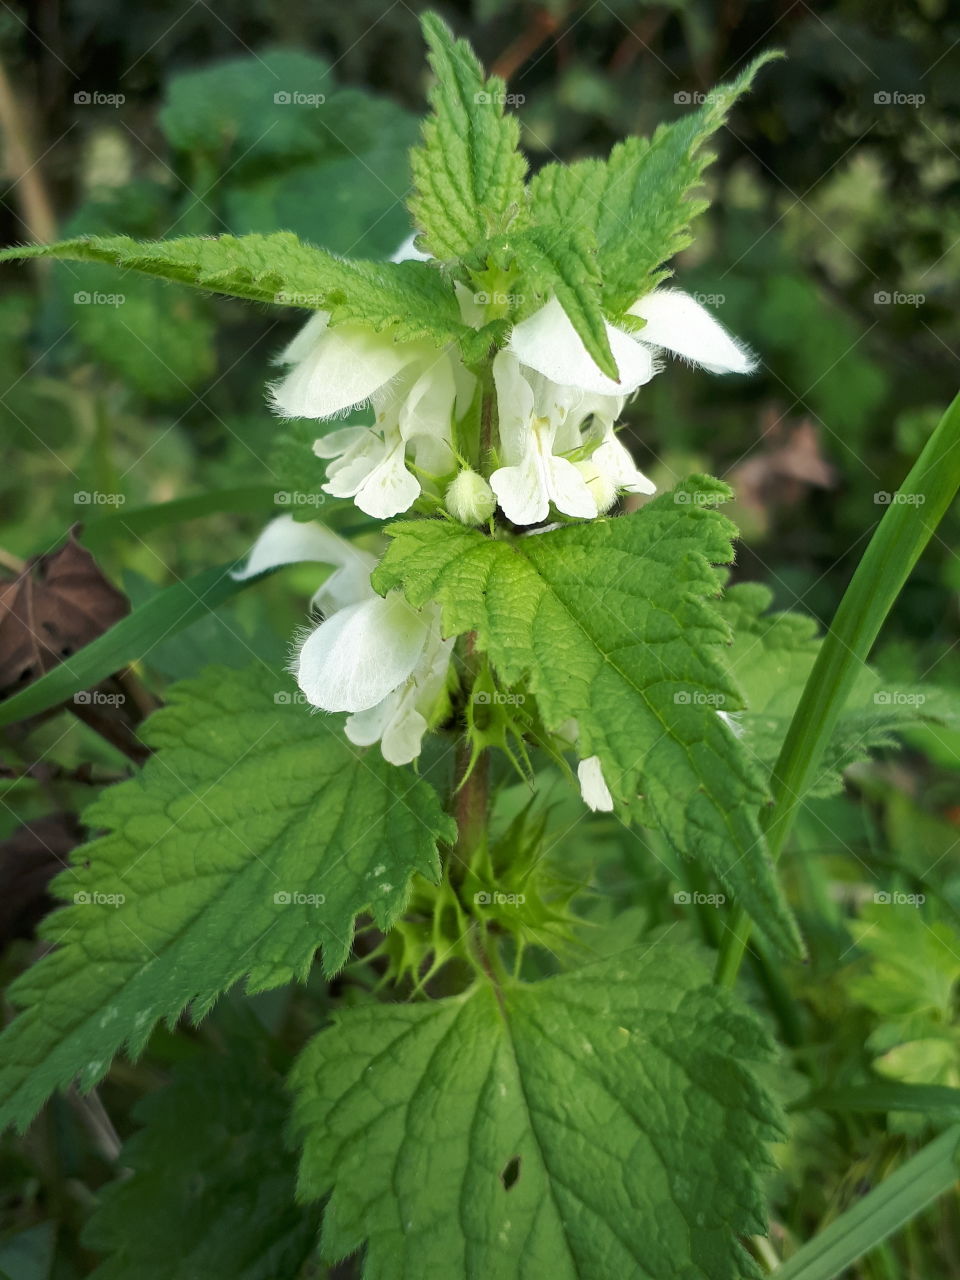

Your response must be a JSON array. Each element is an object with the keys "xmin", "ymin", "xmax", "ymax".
[{"xmin": 500, "ymin": 1155, "xmax": 521, "ymax": 1191}]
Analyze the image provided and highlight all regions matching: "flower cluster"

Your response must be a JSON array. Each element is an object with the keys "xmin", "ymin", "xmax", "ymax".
[{"xmin": 242, "ymin": 238, "xmax": 755, "ymax": 804}]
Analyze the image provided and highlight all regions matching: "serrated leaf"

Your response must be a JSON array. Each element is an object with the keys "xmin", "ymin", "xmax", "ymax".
[
  {"xmin": 0, "ymin": 233, "xmax": 469, "ymax": 348},
  {"xmin": 499, "ymin": 223, "xmax": 617, "ymax": 381},
  {"xmin": 529, "ymin": 55, "xmax": 780, "ymax": 313},
  {"xmin": 719, "ymin": 583, "xmax": 960, "ymax": 796},
  {"xmin": 292, "ymin": 944, "xmax": 782, "ymax": 1279},
  {"xmin": 85, "ymin": 1036, "xmax": 320, "ymax": 1279},
  {"xmin": 373, "ymin": 478, "xmax": 801, "ymax": 956},
  {"xmin": 409, "ymin": 13, "xmax": 527, "ymax": 259},
  {"xmin": 0, "ymin": 664, "xmax": 453, "ymax": 1133}
]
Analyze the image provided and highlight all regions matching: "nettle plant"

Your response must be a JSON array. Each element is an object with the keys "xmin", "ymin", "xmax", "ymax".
[{"xmin": 3, "ymin": 13, "xmax": 960, "ymax": 1278}]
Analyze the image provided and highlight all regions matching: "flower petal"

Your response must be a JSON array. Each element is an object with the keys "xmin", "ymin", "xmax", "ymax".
[
  {"xmin": 546, "ymin": 456, "xmax": 598, "ymax": 520},
  {"xmin": 271, "ymin": 325, "xmax": 427, "ymax": 419},
  {"xmin": 627, "ymin": 288, "xmax": 755, "ymax": 374},
  {"xmin": 592, "ymin": 435, "xmax": 657, "ymax": 495},
  {"xmin": 508, "ymin": 297, "xmax": 656, "ymax": 396},
  {"xmin": 490, "ymin": 454, "xmax": 550, "ymax": 526},
  {"xmin": 297, "ymin": 593, "xmax": 430, "ymax": 713},
  {"xmin": 231, "ymin": 515, "xmax": 354, "ymax": 581},
  {"xmin": 578, "ymin": 756, "xmax": 614, "ymax": 811},
  {"xmin": 353, "ymin": 440, "xmax": 422, "ymax": 519},
  {"xmin": 275, "ymin": 311, "xmax": 331, "ymax": 366},
  {"xmin": 390, "ymin": 233, "xmax": 432, "ymax": 263}
]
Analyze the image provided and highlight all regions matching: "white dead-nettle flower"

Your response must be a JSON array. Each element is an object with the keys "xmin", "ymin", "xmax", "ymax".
[
  {"xmin": 271, "ymin": 311, "xmax": 473, "ymax": 521},
  {"xmin": 234, "ymin": 516, "xmax": 453, "ymax": 766},
  {"xmin": 490, "ymin": 288, "xmax": 752, "ymax": 526}
]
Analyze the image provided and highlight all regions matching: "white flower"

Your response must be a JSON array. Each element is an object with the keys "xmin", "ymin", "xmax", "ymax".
[
  {"xmin": 490, "ymin": 351, "xmax": 599, "ymax": 525},
  {"xmin": 234, "ymin": 516, "xmax": 453, "ymax": 765},
  {"xmin": 271, "ymin": 311, "xmax": 472, "ymax": 521},
  {"xmin": 577, "ymin": 756, "xmax": 614, "ymax": 812},
  {"xmin": 509, "ymin": 288, "xmax": 754, "ymax": 391}
]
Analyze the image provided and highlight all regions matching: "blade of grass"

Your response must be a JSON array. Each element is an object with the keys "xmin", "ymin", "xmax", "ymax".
[
  {"xmin": 774, "ymin": 1125, "xmax": 960, "ymax": 1280},
  {"xmin": 0, "ymin": 562, "xmax": 257, "ymax": 728},
  {"xmin": 716, "ymin": 391, "xmax": 960, "ymax": 987}
]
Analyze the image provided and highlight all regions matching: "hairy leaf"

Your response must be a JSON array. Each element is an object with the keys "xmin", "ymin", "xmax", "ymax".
[
  {"xmin": 373, "ymin": 479, "xmax": 801, "ymax": 955},
  {"xmin": 528, "ymin": 55, "xmax": 780, "ymax": 313},
  {"xmin": 292, "ymin": 944, "xmax": 782, "ymax": 1278},
  {"xmin": 409, "ymin": 13, "xmax": 527, "ymax": 259},
  {"xmin": 0, "ymin": 233, "xmax": 470, "ymax": 349},
  {"xmin": 0, "ymin": 664, "xmax": 453, "ymax": 1133}
]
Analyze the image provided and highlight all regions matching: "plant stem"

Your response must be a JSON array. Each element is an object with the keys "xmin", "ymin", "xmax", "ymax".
[
  {"xmin": 451, "ymin": 633, "xmax": 489, "ymax": 886},
  {"xmin": 716, "ymin": 391, "xmax": 960, "ymax": 988}
]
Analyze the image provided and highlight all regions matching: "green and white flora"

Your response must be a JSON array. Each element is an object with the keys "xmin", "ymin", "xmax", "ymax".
[{"xmin": 2, "ymin": 12, "xmax": 959, "ymax": 1278}]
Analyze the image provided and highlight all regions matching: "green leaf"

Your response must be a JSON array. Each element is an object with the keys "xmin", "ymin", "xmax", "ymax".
[
  {"xmin": 85, "ymin": 1035, "xmax": 320, "ymax": 1279},
  {"xmin": 0, "ymin": 234, "xmax": 469, "ymax": 348},
  {"xmin": 719, "ymin": 583, "xmax": 960, "ymax": 796},
  {"xmin": 798, "ymin": 1082, "xmax": 960, "ymax": 1118},
  {"xmin": 500, "ymin": 224, "xmax": 617, "ymax": 381},
  {"xmin": 528, "ymin": 55, "xmax": 780, "ymax": 313},
  {"xmin": 373, "ymin": 479, "xmax": 801, "ymax": 956},
  {"xmin": 409, "ymin": 13, "xmax": 527, "ymax": 259},
  {"xmin": 0, "ymin": 664, "xmax": 453, "ymax": 1133},
  {"xmin": 292, "ymin": 944, "xmax": 782, "ymax": 1278}
]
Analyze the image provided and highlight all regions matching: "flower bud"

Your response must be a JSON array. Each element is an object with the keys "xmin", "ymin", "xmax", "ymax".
[
  {"xmin": 445, "ymin": 469, "xmax": 496, "ymax": 526},
  {"xmin": 575, "ymin": 461, "xmax": 618, "ymax": 514}
]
